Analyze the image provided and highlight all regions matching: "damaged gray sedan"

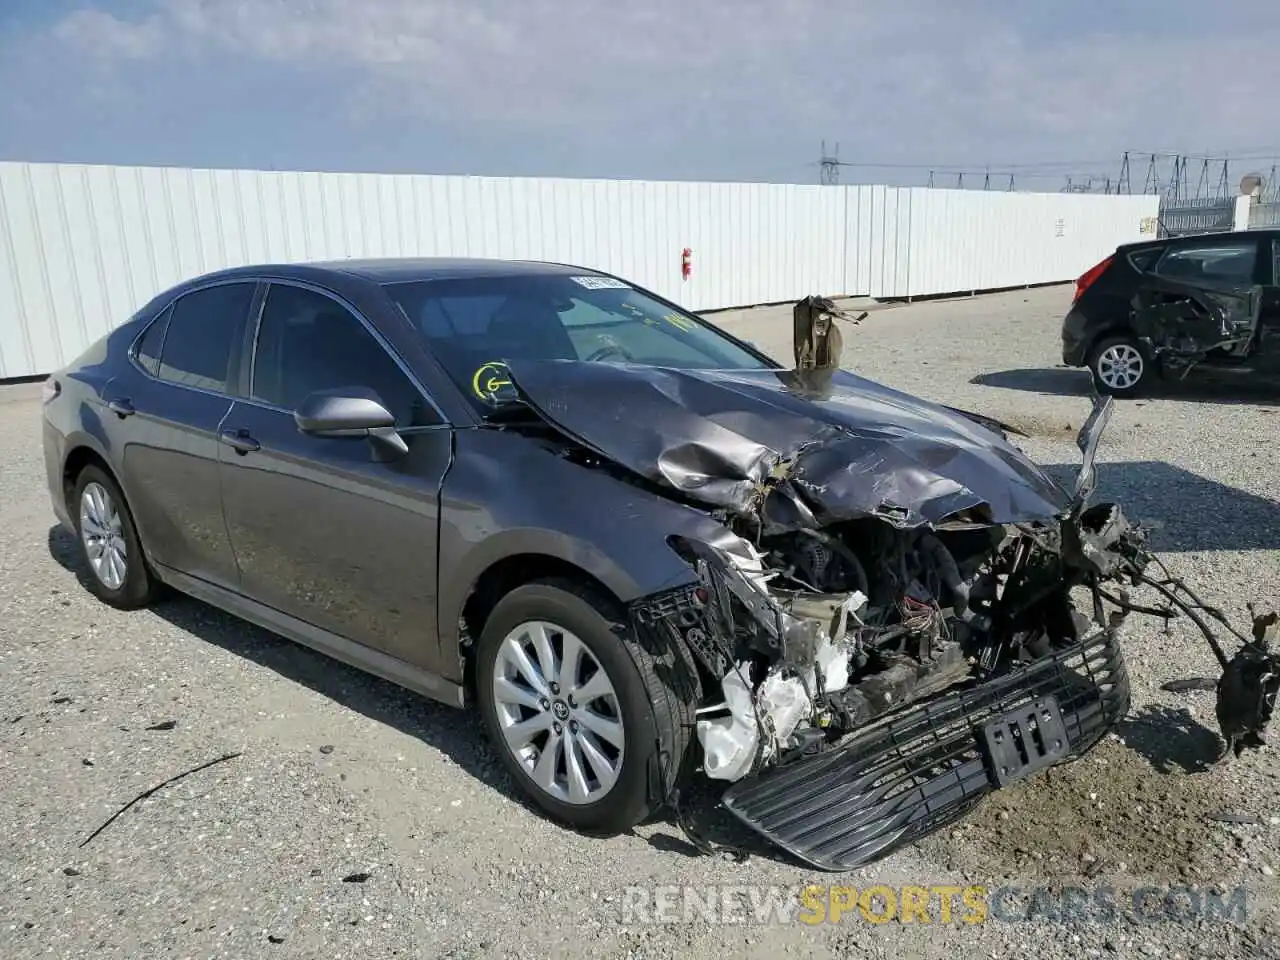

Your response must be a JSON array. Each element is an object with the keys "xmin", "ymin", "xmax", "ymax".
[{"xmin": 43, "ymin": 258, "xmax": 1277, "ymax": 872}]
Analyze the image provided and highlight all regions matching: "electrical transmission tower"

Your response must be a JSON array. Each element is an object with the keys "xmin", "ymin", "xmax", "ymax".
[{"xmin": 819, "ymin": 141, "xmax": 841, "ymax": 185}]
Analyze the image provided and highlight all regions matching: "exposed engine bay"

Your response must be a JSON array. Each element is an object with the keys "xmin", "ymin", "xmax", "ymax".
[
  {"xmin": 660, "ymin": 487, "xmax": 1275, "ymax": 786},
  {"xmin": 671, "ymin": 514, "xmax": 1106, "ymax": 783}
]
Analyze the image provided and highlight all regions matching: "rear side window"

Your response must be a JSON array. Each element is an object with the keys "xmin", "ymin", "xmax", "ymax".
[
  {"xmin": 155, "ymin": 283, "xmax": 256, "ymax": 394},
  {"xmin": 1154, "ymin": 242, "xmax": 1257, "ymax": 284},
  {"xmin": 1127, "ymin": 248, "xmax": 1162, "ymax": 273},
  {"xmin": 134, "ymin": 306, "xmax": 171, "ymax": 376},
  {"xmin": 1272, "ymin": 239, "xmax": 1280, "ymax": 286}
]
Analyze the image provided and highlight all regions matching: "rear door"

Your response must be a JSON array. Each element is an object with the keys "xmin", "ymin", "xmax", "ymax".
[
  {"xmin": 105, "ymin": 281, "xmax": 259, "ymax": 589},
  {"xmin": 216, "ymin": 280, "xmax": 453, "ymax": 672},
  {"xmin": 1130, "ymin": 238, "xmax": 1264, "ymax": 355}
]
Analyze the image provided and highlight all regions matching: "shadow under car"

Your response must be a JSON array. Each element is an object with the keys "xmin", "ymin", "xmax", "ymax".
[
  {"xmin": 1039, "ymin": 461, "xmax": 1280, "ymax": 553},
  {"xmin": 972, "ymin": 367, "xmax": 1280, "ymax": 406}
]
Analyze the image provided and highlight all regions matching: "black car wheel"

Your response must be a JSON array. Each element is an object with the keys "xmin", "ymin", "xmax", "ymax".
[
  {"xmin": 1088, "ymin": 335, "xmax": 1150, "ymax": 397},
  {"xmin": 475, "ymin": 578, "xmax": 700, "ymax": 834},
  {"xmin": 71, "ymin": 464, "xmax": 160, "ymax": 609}
]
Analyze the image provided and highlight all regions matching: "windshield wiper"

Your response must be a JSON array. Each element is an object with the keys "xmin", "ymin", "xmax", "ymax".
[{"xmin": 479, "ymin": 400, "xmax": 539, "ymax": 424}]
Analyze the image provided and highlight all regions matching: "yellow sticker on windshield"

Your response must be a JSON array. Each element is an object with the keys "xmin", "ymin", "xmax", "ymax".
[
  {"xmin": 664, "ymin": 312, "xmax": 696, "ymax": 332},
  {"xmin": 472, "ymin": 361, "xmax": 513, "ymax": 402}
]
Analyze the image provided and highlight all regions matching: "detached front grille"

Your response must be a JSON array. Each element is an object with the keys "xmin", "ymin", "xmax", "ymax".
[{"xmin": 721, "ymin": 630, "xmax": 1130, "ymax": 871}]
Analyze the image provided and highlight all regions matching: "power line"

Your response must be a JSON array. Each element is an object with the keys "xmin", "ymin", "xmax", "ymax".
[
  {"xmin": 812, "ymin": 142, "xmax": 1280, "ymax": 194},
  {"xmin": 815, "ymin": 157, "xmax": 1117, "ymax": 172}
]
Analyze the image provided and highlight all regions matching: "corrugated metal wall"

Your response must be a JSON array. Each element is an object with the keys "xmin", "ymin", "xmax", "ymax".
[
  {"xmin": 893, "ymin": 190, "xmax": 1158, "ymax": 298},
  {"xmin": 0, "ymin": 161, "xmax": 1158, "ymax": 379}
]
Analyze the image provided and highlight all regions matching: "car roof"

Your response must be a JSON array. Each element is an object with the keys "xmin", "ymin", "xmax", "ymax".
[
  {"xmin": 181, "ymin": 257, "xmax": 605, "ymax": 288},
  {"xmin": 1118, "ymin": 228, "xmax": 1280, "ymax": 254}
]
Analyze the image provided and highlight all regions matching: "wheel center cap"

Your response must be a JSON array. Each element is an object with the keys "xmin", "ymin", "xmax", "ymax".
[{"xmin": 552, "ymin": 699, "xmax": 570, "ymax": 721}]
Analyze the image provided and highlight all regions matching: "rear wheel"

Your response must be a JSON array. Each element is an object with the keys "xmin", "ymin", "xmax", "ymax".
[
  {"xmin": 1089, "ymin": 335, "xmax": 1150, "ymax": 397},
  {"xmin": 475, "ymin": 579, "xmax": 700, "ymax": 834},
  {"xmin": 71, "ymin": 465, "xmax": 159, "ymax": 609}
]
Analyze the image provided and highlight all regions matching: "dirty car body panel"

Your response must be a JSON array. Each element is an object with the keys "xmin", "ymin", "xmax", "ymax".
[{"xmin": 42, "ymin": 257, "xmax": 1276, "ymax": 872}]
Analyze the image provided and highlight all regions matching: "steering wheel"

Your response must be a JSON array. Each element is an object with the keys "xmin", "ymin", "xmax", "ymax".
[{"xmin": 585, "ymin": 342, "xmax": 634, "ymax": 363}]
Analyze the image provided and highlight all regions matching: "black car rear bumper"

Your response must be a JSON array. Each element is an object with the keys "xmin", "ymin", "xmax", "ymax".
[
  {"xmin": 1061, "ymin": 305, "xmax": 1092, "ymax": 366},
  {"xmin": 722, "ymin": 629, "xmax": 1130, "ymax": 871}
]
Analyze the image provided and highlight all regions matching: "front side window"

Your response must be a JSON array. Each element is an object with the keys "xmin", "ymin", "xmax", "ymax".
[
  {"xmin": 251, "ymin": 284, "xmax": 439, "ymax": 427},
  {"xmin": 155, "ymin": 283, "xmax": 256, "ymax": 393},
  {"xmin": 1154, "ymin": 242, "xmax": 1257, "ymax": 284},
  {"xmin": 385, "ymin": 273, "xmax": 773, "ymax": 412}
]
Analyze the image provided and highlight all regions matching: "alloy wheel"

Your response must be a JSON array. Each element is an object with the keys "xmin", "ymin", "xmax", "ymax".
[
  {"xmin": 1096, "ymin": 343, "xmax": 1144, "ymax": 391},
  {"xmin": 491, "ymin": 620, "xmax": 625, "ymax": 804},
  {"xmin": 80, "ymin": 481, "xmax": 128, "ymax": 590}
]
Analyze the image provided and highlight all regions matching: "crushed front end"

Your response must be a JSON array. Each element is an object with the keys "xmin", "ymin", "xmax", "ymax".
[
  {"xmin": 629, "ymin": 395, "xmax": 1276, "ymax": 871},
  {"xmin": 500, "ymin": 349, "xmax": 1276, "ymax": 871}
]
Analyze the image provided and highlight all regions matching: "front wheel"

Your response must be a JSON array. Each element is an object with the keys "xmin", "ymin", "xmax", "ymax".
[
  {"xmin": 474, "ymin": 579, "xmax": 700, "ymax": 834},
  {"xmin": 1089, "ymin": 335, "xmax": 1150, "ymax": 397}
]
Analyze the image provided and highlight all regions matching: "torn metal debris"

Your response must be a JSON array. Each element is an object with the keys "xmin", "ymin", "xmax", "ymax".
[{"xmin": 504, "ymin": 359, "xmax": 1071, "ymax": 532}]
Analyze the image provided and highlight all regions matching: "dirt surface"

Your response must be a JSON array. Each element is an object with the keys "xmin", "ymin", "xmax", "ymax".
[
  {"xmin": 4, "ymin": 284, "xmax": 1280, "ymax": 959},
  {"xmin": 934, "ymin": 738, "xmax": 1231, "ymax": 883}
]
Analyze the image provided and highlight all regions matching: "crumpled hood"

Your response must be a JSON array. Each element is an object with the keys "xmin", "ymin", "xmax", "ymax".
[{"xmin": 505, "ymin": 360, "xmax": 1071, "ymax": 530}]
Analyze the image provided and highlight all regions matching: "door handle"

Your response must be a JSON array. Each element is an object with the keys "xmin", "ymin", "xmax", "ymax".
[
  {"xmin": 106, "ymin": 398, "xmax": 135, "ymax": 418},
  {"xmin": 219, "ymin": 429, "xmax": 261, "ymax": 455}
]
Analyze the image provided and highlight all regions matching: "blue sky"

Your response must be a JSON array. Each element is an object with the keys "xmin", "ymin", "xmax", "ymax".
[{"xmin": 1, "ymin": 1, "xmax": 1277, "ymax": 186}]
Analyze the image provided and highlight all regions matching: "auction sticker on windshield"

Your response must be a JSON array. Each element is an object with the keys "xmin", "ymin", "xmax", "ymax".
[{"xmin": 570, "ymin": 276, "xmax": 631, "ymax": 290}]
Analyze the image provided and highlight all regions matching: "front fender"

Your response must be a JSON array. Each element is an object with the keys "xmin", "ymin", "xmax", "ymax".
[{"xmin": 436, "ymin": 428, "xmax": 731, "ymax": 656}]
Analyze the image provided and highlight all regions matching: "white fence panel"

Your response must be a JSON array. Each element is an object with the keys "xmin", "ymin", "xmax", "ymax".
[
  {"xmin": 0, "ymin": 161, "xmax": 1158, "ymax": 379},
  {"xmin": 898, "ymin": 190, "xmax": 1158, "ymax": 298}
]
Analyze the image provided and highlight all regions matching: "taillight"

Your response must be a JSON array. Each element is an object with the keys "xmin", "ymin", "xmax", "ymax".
[
  {"xmin": 1073, "ymin": 255, "xmax": 1112, "ymax": 303},
  {"xmin": 41, "ymin": 378, "xmax": 61, "ymax": 405}
]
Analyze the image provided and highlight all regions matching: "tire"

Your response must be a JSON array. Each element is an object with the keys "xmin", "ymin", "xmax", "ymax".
[
  {"xmin": 1088, "ymin": 334, "xmax": 1150, "ymax": 398},
  {"xmin": 475, "ymin": 578, "xmax": 700, "ymax": 835},
  {"xmin": 70, "ymin": 464, "xmax": 160, "ymax": 610}
]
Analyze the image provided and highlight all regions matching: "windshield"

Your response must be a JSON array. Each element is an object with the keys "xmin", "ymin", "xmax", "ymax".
[{"xmin": 384, "ymin": 274, "xmax": 774, "ymax": 410}]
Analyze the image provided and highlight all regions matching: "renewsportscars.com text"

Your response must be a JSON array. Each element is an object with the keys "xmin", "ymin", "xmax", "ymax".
[{"xmin": 619, "ymin": 884, "xmax": 1250, "ymax": 926}]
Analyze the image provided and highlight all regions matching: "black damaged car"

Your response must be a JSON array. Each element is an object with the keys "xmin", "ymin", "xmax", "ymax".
[
  {"xmin": 1062, "ymin": 228, "xmax": 1280, "ymax": 397},
  {"xmin": 41, "ymin": 258, "xmax": 1277, "ymax": 872}
]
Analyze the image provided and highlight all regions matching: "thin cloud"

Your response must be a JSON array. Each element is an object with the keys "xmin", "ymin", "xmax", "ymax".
[{"xmin": 16, "ymin": 0, "xmax": 1280, "ymax": 178}]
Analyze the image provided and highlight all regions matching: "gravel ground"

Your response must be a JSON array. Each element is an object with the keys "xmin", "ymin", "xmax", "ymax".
[{"xmin": 3, "ymin": 283, "xmax": 1280, "ymax": 959}]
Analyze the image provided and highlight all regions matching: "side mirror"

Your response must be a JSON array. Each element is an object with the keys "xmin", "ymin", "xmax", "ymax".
[{"xmin": 294, "ymin": 390, "xmax": 408, "ymax": 461}]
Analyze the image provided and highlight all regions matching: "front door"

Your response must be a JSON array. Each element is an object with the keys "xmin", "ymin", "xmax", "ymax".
[{"xmin": 216, "ymin": 281, "xmax": 452, "ymax": 673}]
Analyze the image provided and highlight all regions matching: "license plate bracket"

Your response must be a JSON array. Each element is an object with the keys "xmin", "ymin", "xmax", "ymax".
[{"xmin": 980, "ymin": 695, "xmax": 1071, "ymax": 788}]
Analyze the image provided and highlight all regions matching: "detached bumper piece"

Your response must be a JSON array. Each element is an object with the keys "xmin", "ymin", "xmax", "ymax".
[{"xmin": 721, "ymin": 630, "xmax": 1130, "ymax": 871}]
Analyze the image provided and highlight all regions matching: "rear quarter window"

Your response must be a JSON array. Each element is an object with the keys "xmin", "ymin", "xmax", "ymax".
[
  {"xmin": 134, "ymin": 306, "xmax": 172, "ymax": 376},
  {"xmin": 1126, "ymin": 248, "xmax": 1162, "ymax": 273}
]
